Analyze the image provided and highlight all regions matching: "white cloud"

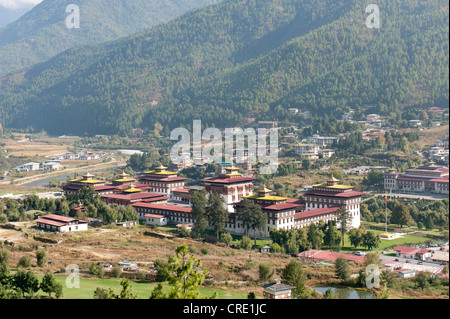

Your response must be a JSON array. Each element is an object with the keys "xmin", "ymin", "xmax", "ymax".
[{"xmin": 0, "ymin": 0, "xmax": 43, "ymax": 10}]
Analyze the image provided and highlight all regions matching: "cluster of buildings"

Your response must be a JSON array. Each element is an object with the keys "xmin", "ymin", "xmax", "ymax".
[
  {"xmin": 384, "ymin": 163, "xmax": 449, "ymax": 195},
  {"xmin": 294, "ymin": 134, "xmax": 338, "ymax": 161},
  {"xmin": 14, "ymin": 160, "xmax": 62, "ymax": 172},
  {"xmin": 425, "ymin": 137, "xmax": 449, "ymax": 165},
  {"xmin": 56, "ymin": 164, "xmax": 364, "ymax": 238}
]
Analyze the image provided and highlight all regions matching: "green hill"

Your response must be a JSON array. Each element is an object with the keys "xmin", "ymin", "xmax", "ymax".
[
  {"xmin": 0, "ymin": 0, "xmax": 448, "ymax": 136},
  {"xmin": 0, "ymin": 0, "xmax": 217, "ymax": 76}
]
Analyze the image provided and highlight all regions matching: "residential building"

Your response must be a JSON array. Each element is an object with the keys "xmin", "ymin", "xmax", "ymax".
[
  {"xmin": 36, "ymin": 214, "xmax": 88, "ymax": 232},
  {"xmin": 43, "ymin": 161, "xmax": 61, "ymax": 171},
  {"xmin": 262, "ymin": 279, "xmax": 295, "ymax": 299},
  {"xmin": 307, "ymin": 134, "xmax": 339, "ymax": 147},
  {"xmin": 295, "ymin": 144, "xmax": 320, "ymax": 156},
  {"xmin": 394, "ymin": 246, "xmax": 432, "ymax": 261},
  {"xmin": 14, "ymin": 162, "xmax": 40, "ymax": 172}
]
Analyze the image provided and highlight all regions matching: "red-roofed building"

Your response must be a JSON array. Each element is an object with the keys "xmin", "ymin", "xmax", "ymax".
[
  {"xmin": 394, "ymin": 246, "xmax": 432, "ymax": 261},
  {"xmin": 132, "ymin": 203, "xmax": 193, "ymax": 225},
  {"xmin": 201, "ymin": 166, "xmax": 256, "ymax": 213},
  {"xmin": 138, "ymin": 165, "xmax": 188, "ymax": 196},
  {"xmin": 36, "ymin": 214, "xmax": 88, "ymax": 233},
  {"xmin": 294, "ymin": 207, "xmax": 340, "ymax": 229},
  {"xmin": 298, "ymin": 249, "xmax": 365, "ymax": 263},
  {"xmin": 384, "ymin": 164, "xmax": 449, "ymax": 195},
  {"xmin": 303, "ymin": 176, "xmax": 364, "ymax": 228}
]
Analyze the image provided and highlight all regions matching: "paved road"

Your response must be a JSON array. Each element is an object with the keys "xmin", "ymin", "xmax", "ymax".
[{"xmin": 364, "ymin": 192, "xmax": 448, "ymax": 201}]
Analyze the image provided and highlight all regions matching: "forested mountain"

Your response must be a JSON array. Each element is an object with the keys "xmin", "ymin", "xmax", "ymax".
[
  {"xmin": 0, "ymin": 0, "xmax": 217, "ymax": 76},
  {"xmin": 0, "ymin": 0, "xmax": 448, "ymax": 136}
]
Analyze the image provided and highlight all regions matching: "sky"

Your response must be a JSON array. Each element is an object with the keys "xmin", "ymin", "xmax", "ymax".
[
  {"xmin": 0, "ymin": 0, "xmax": 43, "ymax": 27},
  {"xmin": 0, "ymin": 0, "xmax": 43, "ymax": 9}
]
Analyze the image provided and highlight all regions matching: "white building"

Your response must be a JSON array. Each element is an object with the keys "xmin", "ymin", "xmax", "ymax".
[
  {"xmin": 307, "ymin": 134, "xmax": 339, "ymax": 147},
  {"xmin": 43, "ymin": 161, "xmax": 61, "ymax": 171},
  {"xmin": 145, "ymin": 214, "xmax": 167, "ymax": 226},
  {"xmin": 14, "ymin": 162, "xmax": 40, "ymax": 172},
  {"xmin": 35, "ymin": 214, "xmax": 88, "ymax": 232}
]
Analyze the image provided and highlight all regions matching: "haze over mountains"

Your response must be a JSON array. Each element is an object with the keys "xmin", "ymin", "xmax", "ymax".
[
  {"xmin": 0, "ymin": 0, "xmax": 218, "ymax": 76},
  {"xmin": 0, "ymin": 0, "xmax": 448, "ymax": 136}
]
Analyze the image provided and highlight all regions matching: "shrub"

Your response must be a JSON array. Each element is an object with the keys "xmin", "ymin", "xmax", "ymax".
[
  {"xmin": 201, "ymin": 247, "xmax": 209, "ymax": 255},
  {"xmin": 220, "ymin": 232, "xmax": 233, "ymax": 246},
  {"xmin": 112, "ymin": 265, "xmax": 122, "ymax": 278},
  {"xmin": 258, "ymin": 263, "xmax": 274, "ymax": 281},
  {"xmin": 240, "ymin": 236, "xmax": 252, "ymax": 250},
  {"xmin": 17, "ymin": 255, "xmax": 32, "ymax": 268},
  {"xmin": 36, "ymin": 249, "xmax": 46, "ymax": 267}
]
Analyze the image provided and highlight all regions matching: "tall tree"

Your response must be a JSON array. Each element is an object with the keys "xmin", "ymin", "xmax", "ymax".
[
  {"xmin": 391, "ymin": 203, "xmax": 412, "ymax": 228},
  {"xmin": 323, "ymin": 221, "xmax": 341, "ymax": 252},
  {"xmin": 281, "ymin": 260, "xmax": 307, "ymax": 298},
  {"xmin": 149, "ymin": 244, "xmax": 215, "ymax": 299},
  {"xmin": 335, "ymin": 257, "xmax": 350, "ymax": 281},
  {"xmin": 348, "ymin": 228, "xmax": 364, "ymax": 249},
  {"xmin": 336, "ymin": 207, "xmax": 352, "ymax": 247},
  {"xmin": 206, "ymin": 193, "xmax": 228, "ymax": 240},
  {"xmin": 236, "ymin": 199, "xmax": 267, "ymax": 245},
  {"xmin": 190, "ymin": 190, "xmax": 208, "ymax": 238},
  {"xmin": 307, "ymin": 223, "xmax": 324, "ymax": 250}
]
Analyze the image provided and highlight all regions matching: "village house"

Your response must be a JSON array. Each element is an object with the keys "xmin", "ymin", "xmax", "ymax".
[
  {"xmin": 261, "ymin": 279, "xmax": 295, "ymax": 299},
  {"xmin": 35, "ymin": 214, "xmax": 88, "ymax": 233},
  {"xmin": 393, "ymin": 246, "xmax": 432, "ymax": 261}
]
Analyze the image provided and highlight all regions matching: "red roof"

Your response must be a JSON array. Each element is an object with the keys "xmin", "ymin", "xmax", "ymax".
[
  {"xmin": 139, "ymin": 176, "xmax": 188, "ymax": 182},
  {"xmin": 298, "ymin": 249, "xmax": 365, "ymax": 262},
  {"xmin": 131, "ymin": 203, "xmax": 192, "ymax": 213},
  {"xmin": 201, "ymin": 176, "xmax": 257, "ymax": 184},
  {"xmin": 35, "ymin": 218, "xmax": 67, "ymax": 227},
  {"xmin": 295, "ymin": 207, "xmax": 339, "ymax": 220},
  {"xmin": 173, "ymin": 188, "xmax": 191, "ymax": 193},
  {"xmin": 41, "ymin": 214, "xmax": 75, "ymax": 223},
  {"xmin": 101, "ymin": 192, "xmax": 165, "ymax": 201},
  {"xmin": 263, "ymin": 203, "xmax": 302, "ymax": 211},
  {"xmin": 304, "ymin": 190, "xmax": 365, "ymax": 198},
  {"xmin": 286, "ymin": 198, "xmax": 305, "ymax": 205},
  {"xmin": 397, "ymin": 175, "xmax": 448, "ymax": 183},
  {"xmin": 394, "ymin": 246, "xmax": 430, "ymax": 255},
  {"xmin": 144, "ymin": 214, "xmax": 165, "ymax": 219}
]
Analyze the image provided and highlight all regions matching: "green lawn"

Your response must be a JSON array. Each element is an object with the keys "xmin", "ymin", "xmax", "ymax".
[
  {"xmin": 337, "ymin": 229, "xmax": 431, "ymax": 253},
  {"xmin": 36, "ymin": 275, "xmax": 250, "ymax": 299}
]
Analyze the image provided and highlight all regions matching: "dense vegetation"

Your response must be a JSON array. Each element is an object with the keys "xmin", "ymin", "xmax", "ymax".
[
  {"xmin": 0, "ymin": 0, "xmax": 216, "ymax": 76},
  {"xmin": 0, "ymin": 0, "xmax": 447, "ymax": 136}
]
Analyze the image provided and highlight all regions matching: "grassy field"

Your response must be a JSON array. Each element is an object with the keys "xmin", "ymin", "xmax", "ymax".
[
  {"xmin": 338, "ymin": 229, "xmax": 432, "ymax": 253},
  {"xmin": 35, "ymin": 275, "xmax": 249, "ymax": 299}
]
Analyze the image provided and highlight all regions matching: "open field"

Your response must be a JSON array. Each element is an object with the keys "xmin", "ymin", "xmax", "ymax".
[
  {"xmin": 0, "ymin": 223, "xmax": 296, "ymax": 298},
  {"xmin": 33, "ymin": 275, "xmax": 248, "ymax": 299},
  {"xmin": 1, "ymin": 135, "xmax": 71, "ymax": 157}
]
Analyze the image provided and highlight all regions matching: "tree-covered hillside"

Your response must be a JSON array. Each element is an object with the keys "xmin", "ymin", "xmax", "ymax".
[
  {"xmin": 0, "ymin": 0, "xmax": 448, "ymax": 136},
  {"xmin": 0, "ymin": 0, "xmax": 217, "ymax": 76}
]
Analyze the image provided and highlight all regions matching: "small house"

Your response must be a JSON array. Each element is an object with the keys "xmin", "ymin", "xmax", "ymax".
[
  {"xmin": 261, "ymin": 279, "xmax": 295, "ymax": 299},
  {"xmin": 399, "ymin": 270, "xmax": 416, "ymax": 278},
  {"xmin": 145, "ymin": 214, "xmax": 167, "ymax": 226},
  {"xmin": 261, "ymin": 245, "xmax": 271, "ymax": 253}
]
